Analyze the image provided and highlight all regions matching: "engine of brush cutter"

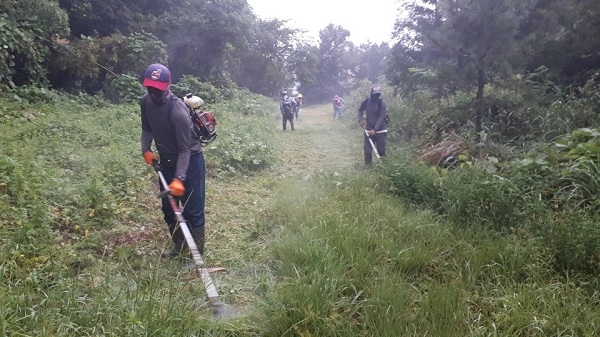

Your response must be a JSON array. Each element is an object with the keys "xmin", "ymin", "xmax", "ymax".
[{"xmin": 183, "ymin": 93, "xmax": 218, "ymax": 147}]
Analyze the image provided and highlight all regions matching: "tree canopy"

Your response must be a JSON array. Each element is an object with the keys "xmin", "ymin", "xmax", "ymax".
[{"xmin": 0, "ymin": 0, "xmax": 598, "ymax": 108}]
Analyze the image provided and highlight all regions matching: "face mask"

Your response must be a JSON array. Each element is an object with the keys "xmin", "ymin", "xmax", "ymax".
[
  {"xmin": 147, "ymin": 87, "xmax": 169, "ymax": 105},
  {"xmin": 370, "ymin": 93, "xmax": 381, "ymax": 101}
]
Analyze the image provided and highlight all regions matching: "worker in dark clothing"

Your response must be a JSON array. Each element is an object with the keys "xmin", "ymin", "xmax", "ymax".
[
  {"xmin": 357, "ymin": 84, "xmax": 388, "ymax": 165},
  {"xmin": 140, "ymin": 63, "xmax": 206, "ymax": 257},
  {"xmin": 280, "ymin": 90, "xmax": 295, "ymax": 131}
]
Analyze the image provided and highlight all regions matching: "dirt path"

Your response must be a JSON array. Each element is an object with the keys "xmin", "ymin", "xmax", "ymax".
[
  {"xmin": 271, "ymin": 104, "xmax": 362, "ymax": 175},
  {"xmin": 205, "ymin": 104, "xmax": 363, "ymax": 308}
]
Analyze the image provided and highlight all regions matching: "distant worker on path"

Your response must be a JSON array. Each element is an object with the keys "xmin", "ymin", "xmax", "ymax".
[
  {"xmin": 280, "ymin": 90, "xmax": 295, "ymax": 131},
  {"xmin": 333, "ymin": 95, "xmax": 345, "ymax": 119},
  {"xmin": 294, "ymin": 93, "xmax": 303, "ymax": 121},
  {"xmin": 357, "ymin": 84, "xmax": 388, "ymax": 165}
]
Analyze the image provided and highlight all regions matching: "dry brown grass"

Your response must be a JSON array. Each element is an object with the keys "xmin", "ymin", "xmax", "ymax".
[{"xmin": 418, "ymin": 133, "xmax": 469, "ymax": 166}]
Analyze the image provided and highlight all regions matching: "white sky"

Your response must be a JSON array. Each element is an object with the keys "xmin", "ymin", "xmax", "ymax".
[{"xmin": 246, "ymin": 0, "xmax": 400, "ymax": 45}]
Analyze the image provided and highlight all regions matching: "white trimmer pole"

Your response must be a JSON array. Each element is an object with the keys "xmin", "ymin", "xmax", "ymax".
[
  {"xmin": 153, "ymin": 163, "xmax": 225, "ymax": 316},
  {"xmin": 364, "ymin": 128, "xmax": 380, "ymax": 159}
]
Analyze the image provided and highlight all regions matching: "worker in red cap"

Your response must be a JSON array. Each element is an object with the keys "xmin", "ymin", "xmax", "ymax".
[{"xmin": 139, "ymin": 63, "xmax": 207, "ymax": 257}]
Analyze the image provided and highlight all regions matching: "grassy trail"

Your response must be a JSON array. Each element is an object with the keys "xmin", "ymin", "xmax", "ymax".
[{"xmin": 205, "ymin": 104, "xmax": 363, "ymax": 310}]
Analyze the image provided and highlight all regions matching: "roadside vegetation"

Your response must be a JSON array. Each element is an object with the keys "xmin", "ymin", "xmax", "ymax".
[
  {"xmin": 2, "ymin": 1, "xmax": 600, "ymax": 335},
  {"xmin": 2, "ymin": 79, "xmax": 600, "ymax": 335}
]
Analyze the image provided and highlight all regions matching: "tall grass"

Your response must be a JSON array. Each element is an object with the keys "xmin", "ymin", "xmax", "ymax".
[
  {"xmin": 258, "ymin": 171, "xmax": 600, "ymax": 336},
  {"xmin": 0, "ymin": 92, "xmax": 275, "ymax": 336},
  {"xmin": 3, "ymin": 90, "xmax": 600, "ymax": 336}
]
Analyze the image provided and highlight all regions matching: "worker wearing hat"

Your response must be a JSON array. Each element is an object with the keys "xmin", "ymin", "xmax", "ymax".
[
  {"xmin": 139, "ymin": 63, "xmax": 207, "ymax": 257},
  {"xmin": 357, "ymin": 84, "xmax": 388, "ymax": 164}
]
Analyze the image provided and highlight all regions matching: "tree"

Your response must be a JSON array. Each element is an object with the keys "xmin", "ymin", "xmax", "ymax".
[
  {"xmin": 153, "ymin": 0, "xmax": 255, "ymax": 87},
  {"xmin": 315, "ymin": 24, "xmax": 352, "ymax": 102},
  {"xmin": 391, "ymin": 0, "xmax": 536, "ymax": 139},
  {"xmin": 290, "ymin": 43, "xmax": 320, "ymax": 100},
  {"xmin": 355, "ymin": 42, "xmax": 391, "ymax": 84},
  {"xmin": 521, "ymin": 0, "xmax": 600, "ymax": 86},
  {"xmin": 235, "ymin": 18, "xmax": 299, "ymax": 96},
  {"xmin": 0, "ymin": 0, "xmax": 70, "ymax": 86},
  {"xmin": 58, "ymin": 0, "xmax": 176, "ymax": 37}
]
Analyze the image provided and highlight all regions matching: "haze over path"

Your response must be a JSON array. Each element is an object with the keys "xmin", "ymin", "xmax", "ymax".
[{"xmin": 204, "ymin": 103, "xmax": 364, "ymax": 309}]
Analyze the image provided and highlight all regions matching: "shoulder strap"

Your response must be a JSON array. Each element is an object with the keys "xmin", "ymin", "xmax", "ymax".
[
  {"xmin": 142, "ymin": 94, "xmax": 178, "ymax": 129},
  {"xmin": 165, "ymin": 95, "xmax": 179, "ymax": 128},
  {"xmin": 141, "ymin": 94, "xmax": 149, "ymax": 116}
]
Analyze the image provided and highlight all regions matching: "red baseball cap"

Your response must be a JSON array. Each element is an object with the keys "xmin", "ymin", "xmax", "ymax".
[{"xmin": 142, "ymin": 63, "xmax": 171, "ymax": 90}]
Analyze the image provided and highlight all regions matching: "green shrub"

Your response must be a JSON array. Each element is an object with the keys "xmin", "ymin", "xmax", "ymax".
[
  {"xmin": 379, "ymin": 149, "xmax": 442, "ymax": 208},
  {"xmin": 102, "ymin": 74, "xmax": 145, "ymax": 104},
  {"xmin": 170, "ymin": 75, "xmax": 221, "ymax": 103},
  {"xmin": 8, "ymin": 85, "xmax": 61, "ymax": 104},
  {"xmin": 438, "ymin": 166, "xmax": 524, "ymax": 231},
  {"xmin": 216, "ymin": 87, "xmax": 276, "ymax": 116},
  {"xmin": 535, "ymin": 211, "xmax": 600, "ymax": 274},
  {"xmin": 206, "ymin": 115, "xmax": 277, "ymax": 174},
  {"xmin": 390, "ymin": 90, "xmax": 441, "ymax": 144},
  {"xmin": 506, "ymin": 127, "xmax": 600, "ymax": 211}
]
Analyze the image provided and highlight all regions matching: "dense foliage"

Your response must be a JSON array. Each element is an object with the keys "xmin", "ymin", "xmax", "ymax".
[
  {"xmin": 388, "ymin": 0, "xmax": 600, "ymax": 142},
  {"xmin": 0, "ymin": 0, "xmax": 389, "ymax": 101}
]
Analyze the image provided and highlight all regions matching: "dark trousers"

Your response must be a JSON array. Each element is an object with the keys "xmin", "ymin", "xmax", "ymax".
[
  {"xmin": 363, "ymin": 132, "xmax": 387, "ymax": 164},
  {"xmin": 159, "ymin": 153, "xmax": 206, "ymax": 233},
  {"xmin": 282, "ymin": 112, "xmax": 294, "ymax": 130}
]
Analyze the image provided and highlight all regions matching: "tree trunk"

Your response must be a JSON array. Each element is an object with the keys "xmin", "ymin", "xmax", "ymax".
[{"xmin": 474, "ymin": 62, "xmax": 485, "ymax": 143}]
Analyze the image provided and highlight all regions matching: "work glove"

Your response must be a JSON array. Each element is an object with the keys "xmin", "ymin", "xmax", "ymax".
[
  {"xmin": 143, "ymin": 151, "xmax": 158, "ymax": 165},
  {"xmin": 359, "ymin": 120, "xmax": 366, "ymax": 128},
  {"xmin": 168, "ymin": 178, "xmax": 185, "ymax": 197}
]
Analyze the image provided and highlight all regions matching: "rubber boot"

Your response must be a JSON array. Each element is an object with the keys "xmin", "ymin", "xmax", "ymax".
[
  {"xmin": 191, "ymin": 227, "xmax": 205, "ymax": 255},
  {"xmin": 161, "ymin": 223, "xmax": 185, "ymax": 258}
]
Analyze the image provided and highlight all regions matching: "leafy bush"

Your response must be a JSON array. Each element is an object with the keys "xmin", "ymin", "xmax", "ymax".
[
  {"xmin": 387, "ymin": 90, "xmax": 442, "ymax": 145},
  {"xmin": 507, "ymin": 127, "xmax": 600, "ymax": 211},
  {"xmin": 170, "ymin": 75, "xmax": 222, "ymax": 103},
  {"xmin": 534, "ymin": 211, "xmax": 600, "ymax": 274},
  {"xmin": 0, "ymin": 1, "xmax": 69, "ymax": 86},
  {"xmin": 216, "ymin": 87, "xmax": 277, "ymax": 117},
  {"xmin": 384, "ymin": 67, "xmax": 600, "ymax": 147},
  {"xmin": 206, "ymin": 115, "xmax": 277, "ymax": 174},
  {"xmin": 438, "ymin": 167, "xmax": 526, "ymax": 230},
  {"xmin": 102, "ymin": 74, "xmax": 145, "ymax": 104},
  {"xmin": 8, "ymin": 85, "xmax": 62, "ymax": 104},
  {"xmin": 379, "ymin": 150, "xmax": 442, "ymax": 208}
]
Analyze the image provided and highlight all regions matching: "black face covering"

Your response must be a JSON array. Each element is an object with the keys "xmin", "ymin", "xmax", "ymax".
[
  {"xmin": 147, "ymin": 86, "xmax": 169, "ymax": 105},
  {"xmin": 370, "ymin": 93, "xmax": 381, "ymax": 101}
]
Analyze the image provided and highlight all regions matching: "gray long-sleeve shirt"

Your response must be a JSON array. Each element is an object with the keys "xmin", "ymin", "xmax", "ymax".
[
  {"xmin": 357, "ymin": 97, "xmax": 388, "ymax": 131},
  {"xmin": 140, "ymin": 93, "xmax": 201, "ymax": 181}
]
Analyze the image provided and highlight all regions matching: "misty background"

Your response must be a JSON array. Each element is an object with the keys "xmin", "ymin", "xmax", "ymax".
[{"xmin": 1, "ymin": 0, "xmax": 599, "ymax": 107}]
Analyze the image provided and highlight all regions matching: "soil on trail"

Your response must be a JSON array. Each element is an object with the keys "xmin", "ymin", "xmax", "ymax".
[{"xmin": 204, "ymin": 104, "xmax": 364, "ymax": 308}]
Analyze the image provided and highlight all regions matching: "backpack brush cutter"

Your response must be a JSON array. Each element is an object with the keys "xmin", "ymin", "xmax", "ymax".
[{"xmin": 153, "ymin": 161, "xmax": 228, "ymax": 318}]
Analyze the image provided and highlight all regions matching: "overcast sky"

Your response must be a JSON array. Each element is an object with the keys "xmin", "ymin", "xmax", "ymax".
[{"xmin": 246, "ymin": 0, "xmax": 401, "ymax": 45}]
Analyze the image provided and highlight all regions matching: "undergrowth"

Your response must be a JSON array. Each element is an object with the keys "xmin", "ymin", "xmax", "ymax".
[
  {"xmin": 0, "ymin": 90, "xmax": 276, "ymax": 335},
  {"xmin": 259, "ymin": 171, "xmax": 600, "ymax": 336}
]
